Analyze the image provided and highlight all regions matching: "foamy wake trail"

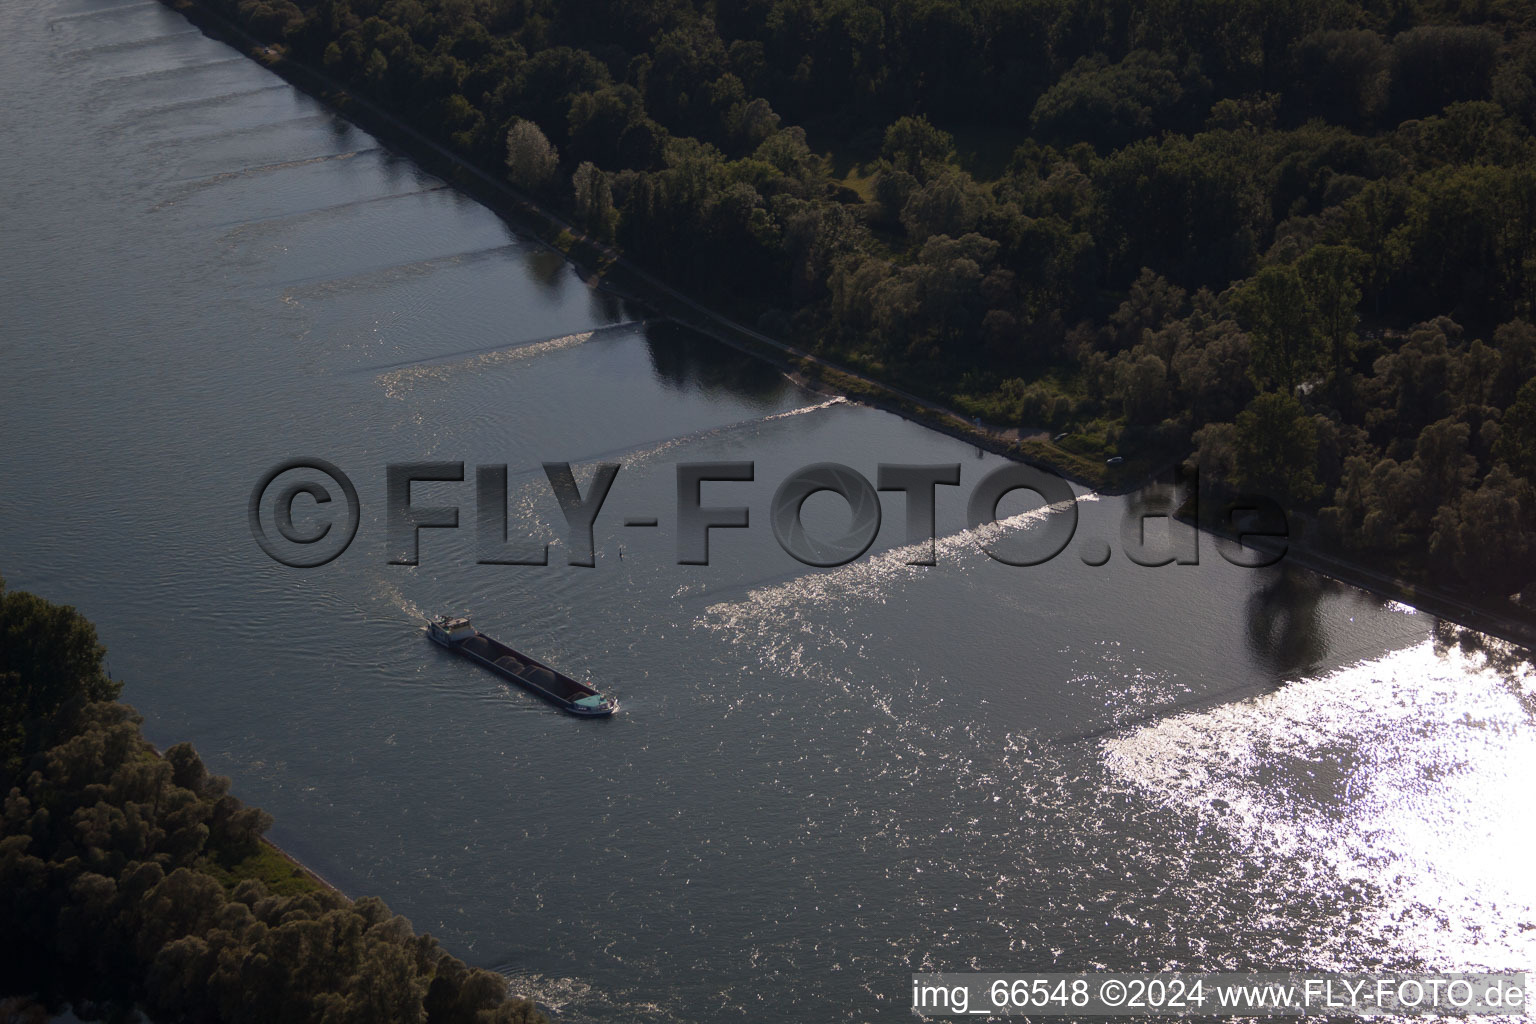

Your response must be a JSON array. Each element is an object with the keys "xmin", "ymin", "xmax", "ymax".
[
  {"xmin": 372, "ymin": 579, "xmax": 431, "ymax": 623},
  {"xmin": 699, "ymin": 493, "xmax": 1099, "ymax": 658},
  {"xmin": 281, "ymin": 244, "xmax": 519, "ymax": 303},
  {"xmin": 763, "ymin": 395, "xmax": 848, "ymax": 419},
  {"xmin": 135, "ymin": 82, "xmax": 289, "ymax": 119},
  {"xmin": 377, "ymin": 331, "xmax": 596, "ymax": 397},
  {"xmin": 155, "ymin": 112, "xmax": 338, "ymax": 157},
  {"xmin": 483, "ymin": 395, "xmax": 857, "ymax": 539},
  {"xmin": 48, "ymin": 2, "xmax": 159, "ymax": 25},
  {"xmin": 607, "ymin": 396, "xmax": 850, "ymax": 471},
  {"xmin": 1102, "ymin": 638, "xmax": 1536, "ymax": 970},
  {"xmin": 61, "ymin": 28, "xmax": 201, "ymax": 60},
  {"xmin": 92, "ymin": 56, "xmax": 246, "ymax": 91},
  {"xmin": 152, "ymin": 149, "xmax": 380, "ymax": 210}
]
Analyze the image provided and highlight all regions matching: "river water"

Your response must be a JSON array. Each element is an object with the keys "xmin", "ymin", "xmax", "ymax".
[{"xmin": 2, "ymin": 0, "xmax": 1533, "ymax": 1019}]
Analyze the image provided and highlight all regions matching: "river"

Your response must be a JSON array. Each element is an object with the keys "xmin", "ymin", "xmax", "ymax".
[{"xmin": 2, "ymin": 0, "xmax": 1532, "ymax": 1019}]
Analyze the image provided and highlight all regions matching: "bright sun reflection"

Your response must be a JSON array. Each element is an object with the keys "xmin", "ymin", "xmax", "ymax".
[{"xmin": 1104, "ymin": 633, "xmax": 1536, "ymax": 971}]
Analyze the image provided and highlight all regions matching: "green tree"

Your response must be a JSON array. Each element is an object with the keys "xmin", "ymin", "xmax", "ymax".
[
  {"xmin": 1494, "ymin": 377, "xmax": 1536, "ymax": 482},
  {"xmin": 1237, "ymin": 264, "xmax": 1320, "ymax": 393},
  {"xmin": 0, "ymin": 577, "xmax": 119, "ymax": 779},
  {"xmin": 1390, "ymin": 26, "xmax": 1499, "ymax": 119},
  {"xmin": 1233, "ymin": 391, "xmax": 1322, "ymax": 503},
  {"xmin": 1188, "ymin": 421, "xmax": 1238, "ymax": 481},
  {"xmin": 880, "ymin": 115, "xmax": 954, "ymax": 180},
  {"xmin": 505, "ymin": 120, "xmax": 558, "ymax": 190},
  {"xmin": 1116, "ymin": 352, "xmax": 1169, "ymax": 425},
  {"xmin": 1492, "ymin": 320, "xmax": 1536, "ymax": 408},
  {"xmin": 1030, "ymin": 50, "xmax": 1186, "ymax": 151},
  {"xmin": 572, "ymin": 161, "xmax": 616, "ymax": 240},
  {"xmin": 1430, "ymin": 463, "xmax": 1533, "ymax": 590},
  {"xmin": 899, "ymin": 170, "xmax": 985, "ymax": 242},
  {"xmin": 1408, "ymin": 416, "xmax": 1477, "ymax": 520},
  {"xmin": 1296, "ymin": 245, "xmax": 1364, "ymax": 397},
  {"xmin": 1098, "ymin": 133, "xmax": 1267, "ymax": 289},
  {"xmin": 1288, "ymin": 29, "xmax": 1388, "ymax": 125},
  {"xmin": 1171, "ymin": 320, "xmax": 1254, "ymax": 423},
  {"xmin": 566, "ymin": 86, "xmax": 642, "ymax": 168},
  {"xmin": 1110, "ymin": 269, "xmax": 1187, "ymax": 348}
]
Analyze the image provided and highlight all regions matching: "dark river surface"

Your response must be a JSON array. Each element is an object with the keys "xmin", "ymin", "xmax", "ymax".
[{"xmin": 3, "ymin": 0, "xmax": 1533, "ymax": 1019}]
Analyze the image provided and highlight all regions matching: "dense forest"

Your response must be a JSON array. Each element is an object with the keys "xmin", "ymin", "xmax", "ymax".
[
  {"xmin": 0, "ymin": 576, "xmax": 548, "ymax": 1023},
  {"xmin": 192, "ymin": 0, "xmax": 1533, "ymax": 599}
]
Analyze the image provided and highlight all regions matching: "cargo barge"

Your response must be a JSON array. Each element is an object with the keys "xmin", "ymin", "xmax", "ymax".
[{"xmin": 427, "ymin": 615, "xmax": 617, "ymax": 717}]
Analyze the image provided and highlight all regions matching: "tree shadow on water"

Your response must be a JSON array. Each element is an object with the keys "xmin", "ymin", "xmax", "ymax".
[
  {"xmin": 521, "ymin": 247, "xmax": 571, "ymax": 300},
  {"xmin": 642, "ymin": 320, "xmax": 796, "ymax": 406},
  {"xmin": 1244, "ymin": 565, "xmax": 1337, "ymax": 680}
]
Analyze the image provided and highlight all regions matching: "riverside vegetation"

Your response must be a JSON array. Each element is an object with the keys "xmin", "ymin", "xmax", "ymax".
[
  {"xmin": 0, "ymin": 576, "xmax": 549, "ymax": 1023},
  {"xmin": 177, "ymin": 0, "xmax": 1536, "ymax": 607}
]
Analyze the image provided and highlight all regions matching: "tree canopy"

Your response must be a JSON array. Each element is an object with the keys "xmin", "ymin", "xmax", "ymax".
[
  {"xmin": 196, "ymin": 0, "xmax": 1536, "ymax": 599},
  {"xmin": 0, "ymin": 578, "xmax": 548, "ymax": 1024}
]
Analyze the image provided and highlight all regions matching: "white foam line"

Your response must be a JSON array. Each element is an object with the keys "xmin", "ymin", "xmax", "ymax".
[
  {"xmin": 470, "ymin": 395, "xmax": 863, "ymax": 539},
  {"xmin": 203, "ymin": 184, "xmax": 451, "ymax": 230},
  {"xmin": 279, "ymin": 242, "xmax": 521, "ymax": 300},
  {"xmin": 364, "ymin": 319, "xmax": 645, "ymax": 374},
  {"xmin": 91, "ymin": 56, "xmax": 250, "ymax": 90},
  {"xmin": 156, "ymin": 110, "xmax": 337, "ymax": 149},
  {"xmin": 59, "ymin": 28, "xmax": 200, "ymax": 58},
  {"xmin": 377, "ymin": 331, "xmax": 597, "ymax": 397},
  {"xmin": 48, "ymin": 3, "xmax": 159, "ymax": 25},
  {"xmin": 701, "ymin": 493, "xmax": 1099, "ymax": 634},
  {"xmin": 369, "ymin": 579, "xmax": 432, "ymax": 624},
  {"xmin": 596, "ymin": 396, "xmax": 852, "ymax": 471},
  {"xmin": 133, "ymin": 82, "xmax": 290, "ymax": 119},
  {"xmin": 155, "ymin": 147, "xmax": 382, "ymax": 192},
  {"xmin": 762, "ymin": 395, "xmax": 848, "ymax": 419}
]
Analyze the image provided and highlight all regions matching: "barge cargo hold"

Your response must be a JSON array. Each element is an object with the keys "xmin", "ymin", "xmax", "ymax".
[{"xmin": 427, "ymin": 615, "xmax": 617, "ymax": 717}]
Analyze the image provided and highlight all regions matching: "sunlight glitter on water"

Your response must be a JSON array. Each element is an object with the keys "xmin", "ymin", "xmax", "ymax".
[
  {"xmin": 701, "ymin": 492, "xmax": 1101, "ymax": 642},
  {"xmin": 1103, "ymin": 634, "xmax": 1536, "ymax": 971},
  {"xmin": 375, "ymin": 329, "xmax": 600, "ymax": 397}
]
